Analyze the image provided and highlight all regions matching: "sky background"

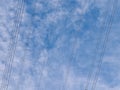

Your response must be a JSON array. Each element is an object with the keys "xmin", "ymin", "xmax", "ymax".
[{"xmin": 0, "ymin": 0, "xmax": 120, "ymax": 90}]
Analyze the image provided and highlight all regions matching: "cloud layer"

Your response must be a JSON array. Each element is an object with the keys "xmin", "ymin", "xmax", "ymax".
[{"xmin": 0, "ymin": 0, "xmax": 120, "ymax": 90}]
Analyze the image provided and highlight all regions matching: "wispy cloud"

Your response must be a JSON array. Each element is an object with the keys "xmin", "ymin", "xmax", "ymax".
[{"xmin": 0, "ymin": 0, "xmax": 120, "ymax": 90}]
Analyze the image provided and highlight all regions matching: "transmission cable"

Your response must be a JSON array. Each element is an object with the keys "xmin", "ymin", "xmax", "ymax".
[
  {"xmin": 83, "ymin": 0, "xmax": 116, "ymax": 90},
  {"xmin": 90, "ymin": 0, "xmax": 118, "ymax": 90},
  {"xmin": 0, "ymin": 0, "xmax": 24, "ymax": 90}
]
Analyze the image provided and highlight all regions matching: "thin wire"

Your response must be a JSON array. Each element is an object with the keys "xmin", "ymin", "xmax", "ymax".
[
  {"xmin": 37, "ymin": 53, "xmax": 48, "ymax": 90},
  {"xmin": 38, "ymin": 26, "xmax": 55, "ymax": 90},
  {"xmin": 83, "ymin": 0, "xmax": 115, "ymax": 90},
  {"xmin": 60, "ymin": 0, "xmax": 97, "ymax": 90},
  {"xmin": 18, "ymin": 47, "xmax": 28, "ymax": 90},
  {"xmin": 0, "ymin": 0, "xmax": 24, "ymax": 90},
  {"xmin": 15, "ymin": 1, "xmax": 47, "ymax": 90},
  {"xmin": 29, "ymin": 2, "xmax": 49, "ymax": 90},
  {"xmin": 60, "ymin": 64, "xmax": 70, "ymax": 90},
  {"xmin": 90, "ymin": 0, "xmax": 118, "ymax": 90},
  {"xmin": 3, "ymin": 0, "xmax": 24, "ymax": 89}
]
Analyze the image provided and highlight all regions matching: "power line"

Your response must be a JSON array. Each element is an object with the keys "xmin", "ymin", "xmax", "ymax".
[
  {"xmin": 0, "ymin": 0, "xmax": 24, "ymax": 90},
  {"xmin": 90, "ymin": 0, "xmax": 118, "ymax": 90},
  {"xmin": 83, "ymin": 0, "xmax": 115, "ymax": 90},
  {"xmin": 83, "ymin": 0, "xmax": 119, "ymax": 90}
]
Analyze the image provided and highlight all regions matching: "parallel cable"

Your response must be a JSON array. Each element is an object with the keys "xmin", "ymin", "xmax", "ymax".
[
  {"xmin": 83, "ymin": 0, "xmax": 115, "ymax": 90},
  {"xmin": 0, "ymin": 0, "xmax": 24, "ymax": 90},
  {"xmin": 90, "ymin": 0, "xmax": 118, "ymax": 90}
]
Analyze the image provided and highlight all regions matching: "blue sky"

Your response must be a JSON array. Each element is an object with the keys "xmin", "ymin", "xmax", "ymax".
[{"xmin": 0, "ymin": 0, "xmax": 120, "ymax": 90}]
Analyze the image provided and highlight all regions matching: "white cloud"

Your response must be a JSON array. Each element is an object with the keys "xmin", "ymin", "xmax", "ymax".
[{"xmin": 0, "ymin": 0, "xmax": 120, "ymax": 90}]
